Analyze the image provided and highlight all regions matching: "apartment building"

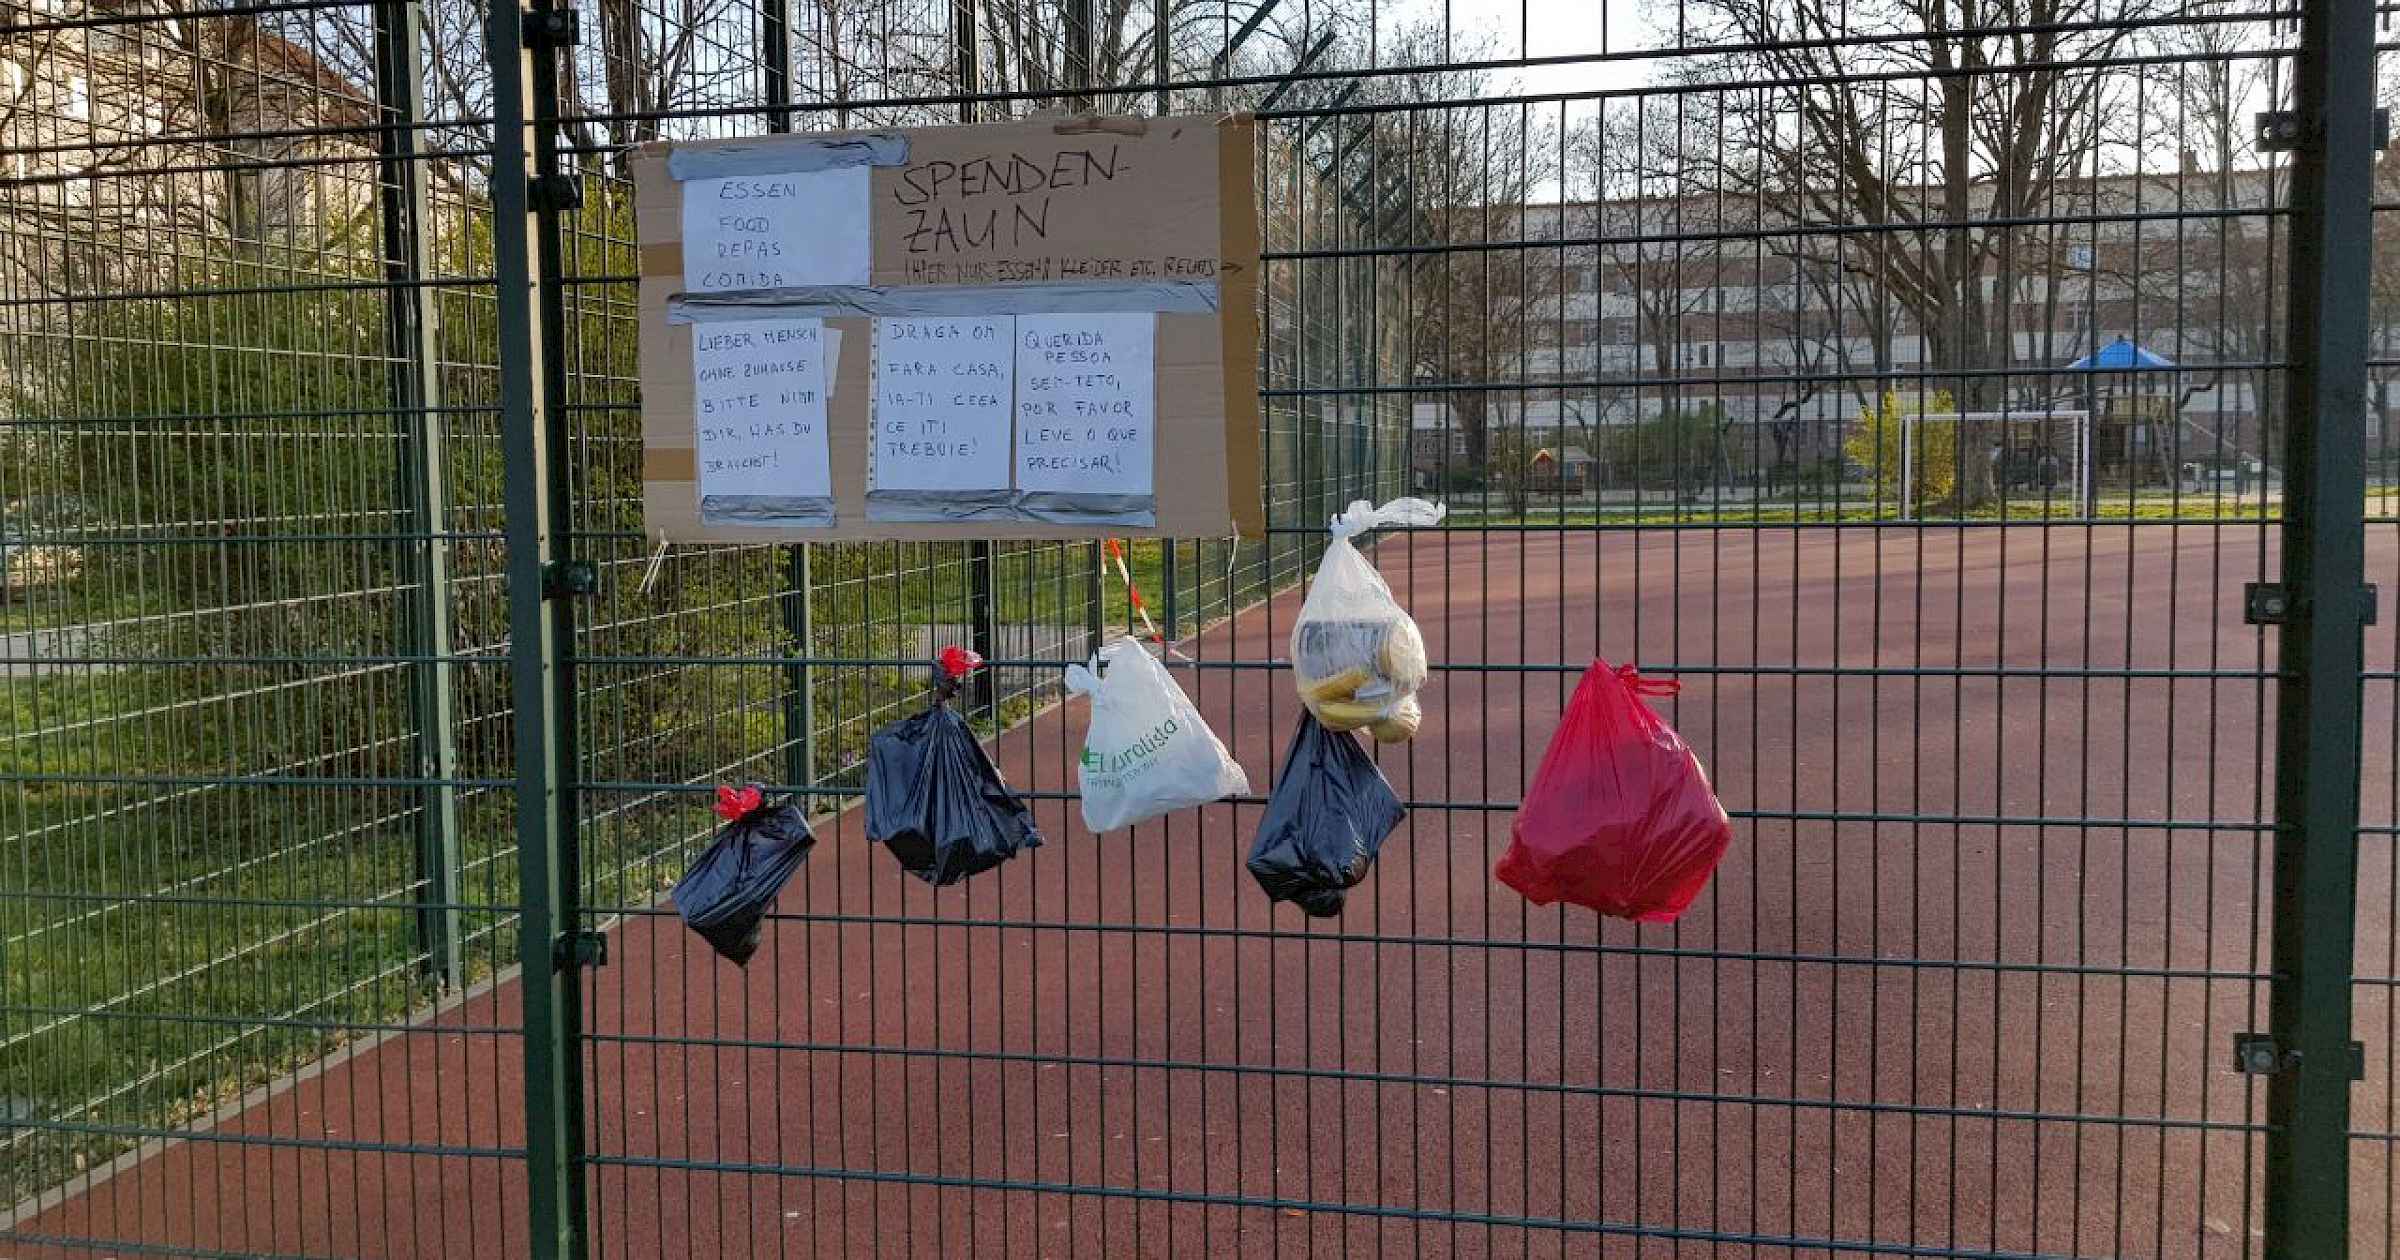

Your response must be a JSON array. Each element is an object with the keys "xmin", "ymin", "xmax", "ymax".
[
  {"xmin": 1, "ymin": 0, "xmax": 378, "ymax": 290},
  {"xmin": 1408, "ymin": 161, "xmax": 2345, "ymax": 490}
]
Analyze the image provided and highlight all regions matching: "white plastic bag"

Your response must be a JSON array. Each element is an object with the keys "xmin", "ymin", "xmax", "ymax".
[
  {"xmin": 1065, "ymin": 637, "xmax": 1250, "ymax": 833},
  {"xmin": 1289, "ymin": 498, "xmax": 1444, "ymax": 739}
]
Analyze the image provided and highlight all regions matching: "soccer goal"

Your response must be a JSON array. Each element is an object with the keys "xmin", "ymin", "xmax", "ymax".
[{"xmin": 1898, "ymin": 410, "xmax": 2093, "ymax": 518}]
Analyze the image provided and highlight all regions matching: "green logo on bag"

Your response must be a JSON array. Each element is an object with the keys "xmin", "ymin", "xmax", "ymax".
[
  {"xmin": 1103, "ymin": 716, "xmax": 1179, "ymax": 775},
  {"xmin": 1080, "ymin": 748, "xmax": 1103, "ymax": 769}
]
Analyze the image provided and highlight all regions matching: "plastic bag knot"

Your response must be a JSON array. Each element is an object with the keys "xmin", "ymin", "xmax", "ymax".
[
  {"xmin": 1328, "ymin": 496, "xmax": 1447, "ymax": 539},
  {"xmin": 712, "ymin": 783, "xmax": 766, "ymax": 822},
  {"xmin": 1614, "ymin": 663, "xmax": 1680, "ymax": 697}
]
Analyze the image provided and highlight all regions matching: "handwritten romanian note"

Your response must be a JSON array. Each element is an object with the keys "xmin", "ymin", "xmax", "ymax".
[
  {"xmin": 692, "ymin": 317, "xmax": 832, "ymax": 500},
  {"xmin": 682, "ymin": 167, "xmax": 870, "ymax": 292},
  {"xmin": 870, "ymin": 316, "xmax": 1014, "ymax": 492},
  {"xmin": 1013, "ymin": 314, "xmax": 1155, "ymax": 498}
]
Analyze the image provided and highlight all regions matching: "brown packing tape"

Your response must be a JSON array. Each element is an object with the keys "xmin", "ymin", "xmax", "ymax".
[
  {"xmin": 1217, "ymin": 115, "xmax": 1267, "ymax": 540},
  {"xmin": 641, "ymin": 241, "xmax": 681, "ymax": 280},
  {"xmin": 645, "ymin": 447, "xmax": 697, "ymax": 481},
  {"xmin": 1053, "ymin": 115, "xmax": 1150, "ymax": 136}
]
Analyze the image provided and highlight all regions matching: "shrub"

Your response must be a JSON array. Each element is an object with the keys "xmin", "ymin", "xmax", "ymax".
[{"xmin": 1845, "ymin": 390, "xmax": 1960, "ymax": 510}]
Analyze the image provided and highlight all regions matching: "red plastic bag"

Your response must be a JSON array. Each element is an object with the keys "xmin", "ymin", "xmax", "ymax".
[{"xmin": 1495, "ymin": 659, "xmax": 1733, "ymax": 922}]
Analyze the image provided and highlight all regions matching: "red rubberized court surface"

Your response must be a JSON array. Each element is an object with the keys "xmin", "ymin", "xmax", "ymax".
[{"xmin": 17, "ymin": 526, "xmax": 2396, "ymax": 1259}]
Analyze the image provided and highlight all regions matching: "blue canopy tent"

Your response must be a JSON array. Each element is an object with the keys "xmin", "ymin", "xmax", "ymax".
[
  {"xmin": 2064, "ymin": 336, "xmax": 2177, "ymax": 372},
  {"xmin": 2064, "ymin": 337, "xmax": 2181, "ymax": 504}
]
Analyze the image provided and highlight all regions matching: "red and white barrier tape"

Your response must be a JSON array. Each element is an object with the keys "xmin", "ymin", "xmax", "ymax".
[{"xmin": 1102, "ymin": 537, "xmax": 1166, "ymax": 647}]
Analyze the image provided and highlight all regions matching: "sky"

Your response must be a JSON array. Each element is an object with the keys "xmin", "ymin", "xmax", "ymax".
[
  {"xmin": 1367, "ymin": 0, "xmax": 1655, "ymax": 98},
  {"xmin": 1305, "ymin": 0, "xmax": 1652, "ymax": 199}
]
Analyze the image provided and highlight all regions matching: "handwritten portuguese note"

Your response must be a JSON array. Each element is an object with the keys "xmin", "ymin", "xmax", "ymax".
[
  {"xmin": 682, "ymin": 166, "xmax": 870, "ymax": 292},
  {"xmin": 870, "ymin": 316, "xmax": 1015, "ymax": 492},
  {"xmin": 1013, "ymin": 314, "xmax": 1155, "ymax": 498},
  {"xmin": 692, "ymin": 317, "xmax": 832, "ymax": 501}
]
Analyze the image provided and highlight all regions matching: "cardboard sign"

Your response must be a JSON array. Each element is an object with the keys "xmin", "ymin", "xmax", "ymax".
[{"xmin": 634, "ymin": 113, "xmax": 1264, "ymax": 542}]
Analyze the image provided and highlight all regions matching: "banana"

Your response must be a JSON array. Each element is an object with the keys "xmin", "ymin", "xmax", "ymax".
[{"xmin": 1368, "ymin": 698, "xmax": 1421, "ymax": 743}]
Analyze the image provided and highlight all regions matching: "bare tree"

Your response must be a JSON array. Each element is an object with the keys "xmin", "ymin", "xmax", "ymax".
[
  {"xmin": 1675, "ymin": 0, "xmax": 2161, "ymax": 505},
  {"xmin": 2117, "ymin": 22, "xmax": 2400, "ymax": 471},
  {"xmin": 2, "ymin": 8, "xmax": 384, "ymax": 296},
  {"xmin": 975, "ymin": 0, "xmax": 1323, "ymax": 106},
  {"xmin": 1566, "ymin": 91, "xmax": 1859, "ymax": 490},
  {"xmin": 2110, "ymin": 30, "xmax": 2286, "ymax": 470},
  {"xmin": 1759, "ymin": 263, "xmax": 1847, "ymax": 478},
  {"xmin": 1291, "ymin": 26, "xmax": 1561, "ymax": 476}
]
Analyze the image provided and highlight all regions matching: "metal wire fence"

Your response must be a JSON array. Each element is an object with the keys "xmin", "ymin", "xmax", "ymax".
[{"xmin": 0, "ymin": 0, "xmax": 2392, "ymax": 1255}]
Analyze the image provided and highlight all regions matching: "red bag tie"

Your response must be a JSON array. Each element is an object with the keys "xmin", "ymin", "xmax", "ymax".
[
  {"xmin": 712, "ymin": 784, "xmax": 765, "ymax": 822},
  {"xmin": 938, "ymin": 645, "xmax": 984, "ymax": 678},
  {"xmin": 1614, "ymin": 663, "xmax": 1680, "ymax": 697}
]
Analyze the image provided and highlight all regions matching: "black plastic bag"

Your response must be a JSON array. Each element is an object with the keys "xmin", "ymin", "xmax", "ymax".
[
  {"xmin": 866, "ymin": 654, "xmax": 1043, "ymax": 885},
  {"xmin": 670, "ymin": 785, "xmax": 817, "ymax": 965},
  {"xmin": 1246, "ymin": 713, "xmax": 1406, "ymax": 917}
]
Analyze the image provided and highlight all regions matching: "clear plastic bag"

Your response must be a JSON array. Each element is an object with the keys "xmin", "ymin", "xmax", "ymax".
[
  {"xmin": 1289, "ymin": 497, "xmax": 1445, "ymax": 736},
  {"xmin": 1064, "ymin": 637, "xmax": 1249, "ymax": 833}
]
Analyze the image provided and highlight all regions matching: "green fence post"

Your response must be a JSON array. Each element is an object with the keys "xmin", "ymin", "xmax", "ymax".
[
  {"xmin": 951, "ymin": 17, "xmax": 999, "ymax": 717},
  {"xmin": 1085, "ymin": 540, "xmax": 1104, "ymax": 657},
  {"xmin": 970, "ymin": 541, "xmax": 998, "ymax": 716},
  {"xmin": 374, "ymin": 0, "xmax": 461, "ymax": 993},
  {"xmin": 758, "ymin": 0, "xmax": 814, "ymax": 791},
  {"xmin": 1161, "ymin": 541, "xmax": 1179, "ymax": 640},
  {"xmin": 490, "ymin": 0, "xmax": 587, "ymax": 1255},
  {"xmin": 2264, "ymin": 0, "xmax": 2373, "ymax": 1253},
  {"xmin": 783, "ymin": 546, "xmax": 815, "ymax": 787}
]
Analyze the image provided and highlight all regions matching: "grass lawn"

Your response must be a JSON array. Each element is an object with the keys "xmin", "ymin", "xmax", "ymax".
[
  {"xmin": 0, "ymin": 666, "xmax": 527, "ymax": 1197},
  {"xmin": 0, "ymin": 589, "xmax": 158, "ymax": 637},
  {"xmin": 810, "ymin": 537, "xmax": 1245, "ymax": 640}
]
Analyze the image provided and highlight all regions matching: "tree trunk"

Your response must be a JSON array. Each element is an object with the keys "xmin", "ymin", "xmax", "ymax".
[
  {"xmin": 599, "ymin": 0, "xmax": 641, "ymax": 150},
  {"xmin": 1455, "ymin": 391, "xmax": 1489, "ymax": 486},
  {"xmin": 1938, "ymin": 72, "xmax": 1998, "ymax": 510}
]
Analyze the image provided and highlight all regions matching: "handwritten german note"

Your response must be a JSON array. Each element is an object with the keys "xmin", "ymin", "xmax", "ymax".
[{"xmin": 692, "ymin": 317, "xmax": 832, "ymax": 499}]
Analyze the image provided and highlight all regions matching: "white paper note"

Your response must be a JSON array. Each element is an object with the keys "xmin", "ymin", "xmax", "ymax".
[
  {"xmin": 870, "ymin": 316, "xmax": 1015, "ymax": 492},
  {"xmin": 692, "ymin": 318, "xmax": 832, "ymax": 498},
  {"xmin": 1013, "ymin": 313, "xmax": 1156, "ymax": 497},
  {"xmin": 681, "ymin": 166, "xmax": 870, "ymax": 292}
]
